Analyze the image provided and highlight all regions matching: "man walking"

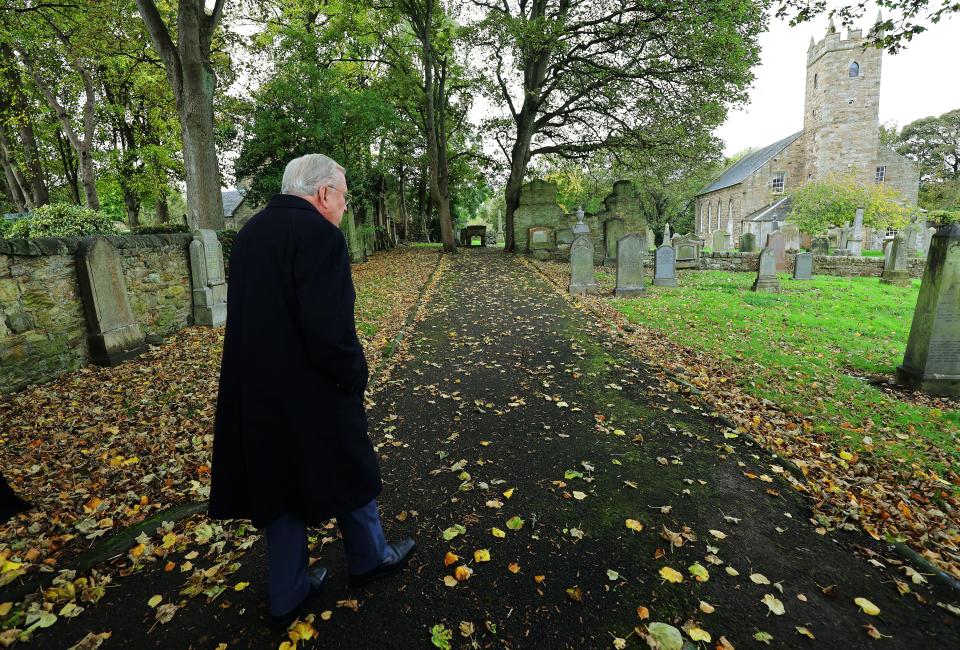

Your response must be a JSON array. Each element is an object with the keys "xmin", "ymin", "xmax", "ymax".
[{"xmin": 209, "ymin": 154, "xmax": 415, "ymax": 628}]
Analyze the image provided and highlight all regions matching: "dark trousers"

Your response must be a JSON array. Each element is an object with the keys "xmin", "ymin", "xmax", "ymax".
[{"xmin": 265, "ymin": 499, "xmax": 388, "ymax": 616}]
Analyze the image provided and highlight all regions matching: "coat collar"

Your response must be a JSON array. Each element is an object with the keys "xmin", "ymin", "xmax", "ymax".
[{"xmin": 267, "ymin": 193, "xmax": 321, "ymax": 214}]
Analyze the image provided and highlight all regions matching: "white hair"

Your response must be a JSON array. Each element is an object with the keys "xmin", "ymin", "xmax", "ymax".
[{"xmin": 281, "ymin": 154, "xmax": 345, "ymax": 196}]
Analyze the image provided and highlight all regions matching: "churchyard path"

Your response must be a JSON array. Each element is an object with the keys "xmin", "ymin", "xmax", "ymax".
[{"xmin": 18, "ymin": 248, "xmax": 958, "ymax": 648}]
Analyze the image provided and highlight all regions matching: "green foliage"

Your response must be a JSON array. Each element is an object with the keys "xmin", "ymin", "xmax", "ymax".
[
  {"xmin": 216, "ymin": 230, "xmax": 236, "ymax": 279},
  {"xmin": 890, "ymin": 108, "xmax": 960, "ymax": 185},
  {"xmin": 133, "ymin": 224, "xmax": 190, "ymax": 234},
  {"xmin": 928, "ymin": 210, "xmax": 960, "ymax": 225},
  {"xmin": 7, "ymin": 203, "xmax": 122, "ymax": 238},
  {"xmin": 919, "ymin": 176, "xmax": 960, "ymax": 213},
  {"xmin": 788, "ymin": 174, "xmax": 912, "ymax": 234},
  {"xmin": 0, "ymin": 219, "xmax": 11, "ymax": 238}
]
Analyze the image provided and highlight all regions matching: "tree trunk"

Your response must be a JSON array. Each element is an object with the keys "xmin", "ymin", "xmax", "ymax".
[
  {"xmin": 0, "ymin": 126, "xmax": 33, "ymax": 210},
  {"xmin": 0, "ymin": 145, "xmax": 28, "ymax": 213},
  {"xmin": 398, "ymin": 165, "xmax": 410, "ymax": 242},
  {"xmin": 503, "ymin": 111, "xmax": 536, "ymax": 253},
  {"xmin": 156, "ymin": 192, "xmax": 170, "ymax": 223},
  {"xmin": 54, "ymin": 130, "xmax": 81, "ymax": 205},
  {"xmin": 123, "ymin": 185, "xmax": 141, "ymax": 227},
  {"xmin": 0, "ymin": 43, "xmax": 48, "ymax": 207}
]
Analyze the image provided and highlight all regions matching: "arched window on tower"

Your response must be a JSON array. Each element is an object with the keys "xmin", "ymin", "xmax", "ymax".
[
  {"xmin": 849, "ymin": 61, "xmax": 860, "ymax": 77},
  {"xmin": 814, "ymin": 73, "xmax": 818, "ymax": 89}
]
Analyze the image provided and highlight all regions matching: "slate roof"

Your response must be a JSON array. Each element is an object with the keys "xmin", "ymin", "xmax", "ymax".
[
  {"xmin": 698, "ymin": 131, "xmax": 804, "ymax": 196},
  {"xmin": 221, "ymin": 189, "xmax": 246, "ymax": 217},
  {"xmin": 744, "ymin": 195, "xmax": 793, "ymax": 222}
]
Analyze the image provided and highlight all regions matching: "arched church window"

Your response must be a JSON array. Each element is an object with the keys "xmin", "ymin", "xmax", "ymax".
[
  {"xmin": 814, "ymin": 73, "xmax": 818, "ymax": 89},
  {"xmin": 849, "ymin": 61, "xmax": 859, "ymax": 77},
  {"xmin": 707, "ymin": 203, "xmax": 712, "ymax": 231},
  {"xmin": 728, "ymin": 199, "xmax": 734, "ymax": 228}
]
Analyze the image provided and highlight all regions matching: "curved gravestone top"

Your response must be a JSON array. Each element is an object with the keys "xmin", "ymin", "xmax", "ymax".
[{"xmin": 519, "ymin": 179, "xmax": 560, "ymax": 206}]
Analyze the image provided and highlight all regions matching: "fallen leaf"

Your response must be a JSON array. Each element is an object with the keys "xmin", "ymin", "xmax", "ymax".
[
  {"xmin": 336, "ymin": 599, "xmax": 360, "ymax": 611},
  {"xmin": 750, "ymin": 573, "xmax": 770, "ymax": 585},
  {"xmin": 473, "ymin": 549, "xmax": 491, "ymax": 563},
  {"xmin": 646, "ymin": 622, "xmax": 683, "ymax": 650},
  {"xmin": 444, "ymin": 552, "xmax": 459, "ymax": 566},
  {"xmin": 443, "ymin": 575, "xmax": 458, "ymax": 587},
  {"xmin": 606, "ymin": 569, "xmax": 621, "ymax": 581},
  {"xmin": 688, "ymin": 563, "xmax": 710, "ymax": 582},
  {"xmin": 637, "ymin": 605, "xmax": 650, "ymax": 620},
  {"xmin": 505, "ymin": 516, "xmax": 524, "ymax": 530},
  {"xmin": 508, "ymin": 562, "xmax": 520, "ymax": 574},
  {"xmin": 454, "ymin": 565, "xmax": 473, "ymax": 581},
  {"xmin": 491, "ymin": 527, "xmax": 506, "ymax": 538},
  {"xmin": 709, "ymin": 530, "xmax": 727, "ymax": 540},
  {"xmin": 502, "ymin": 488, "xmax": 515, "ymax": 499},
  {"xmin": 565, "ymin": 586, "xmax": 583, "ymax": 602},
  {"xmin": 625, "ymin": 519, "xmax": 644, "ymax": 532},
  {"xmin": 699, "ymin": 601, "xmax": 715, "ymax": 614},
  {"xmin": 148, "ymin": 595, "xmax": 163, "ymax": 608},
  {"xmin": 796, "ymin": 626, "xmax": 815, "ymax": 639},
  {"xmin": 854, "ymin": 597, "xmax": 880, "ymax": 616},
  {"xmin": 572, "ymin": 491, "xmax": 587, "ymax": 500},
  {"xmin": 754, "ymin": 630, "xmax": 773, "ymax": 644},
  {"xmin": 762, "ymin": 594, "xmax": 785, "ymax": 615},
  {"xmin": 659, "ymin": 566, "xmax": 684, "ymax": 583},
  {"xmin": 155, "ymin": 603, "xmax": 178, "ymax": 624}
]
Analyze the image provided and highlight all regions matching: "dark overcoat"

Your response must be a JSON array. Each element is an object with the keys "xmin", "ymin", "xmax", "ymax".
[
  {"xmin": 0, "ymin": 472, "xmax": 30, "ymax": 521},
  {"xmin": 208, "ymin": 194, "xmax": 381, "ymax": 527}
]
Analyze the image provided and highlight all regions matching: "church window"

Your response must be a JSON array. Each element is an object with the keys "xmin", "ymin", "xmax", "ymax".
[
  {"xmin": 875, "ymin": 166, "xmax": 886, "ymax": 183},
  {"xmin": 771, "ymin": 172, "xmax": 785, "ymax": 194},
  {"xmin": 707, "ymin": 203, "xmax": 712, "ymax": 231},
  {"xmin": 814, "ymin": 73, "xmax": 818, "ymax": 89},
  {"xmin": 728, "ymin": 199, "xmax": 735, "ymax": 231},
  {"xmin": 849, "ymin": 61, "xmax": 860, "ymax": 77}
]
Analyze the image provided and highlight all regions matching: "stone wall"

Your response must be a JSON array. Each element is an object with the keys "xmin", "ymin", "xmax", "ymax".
[
  {"xmin": 0, "ymin": 234, "xmax": 193, "ymax": 394},
  {"xmin": 699, "ymin": 250, "xmax": 925, "ymax": 278}
]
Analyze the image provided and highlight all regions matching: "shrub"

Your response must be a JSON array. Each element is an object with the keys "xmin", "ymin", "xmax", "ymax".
[
  {"xmin": 7, "ymin": 203, "xmax": 122, "ymax": 239},
  {"xmin": 0, "ymin": 219, "xmax": 11, "ymax": 239},
  {"xmin": 788, "ymin": 174, "xmax": 912, "ymax": 235},
  {"xmin": 133, "ymin": 223, "xmax": 191, "ymax": 235},
  {"xmin": 217, "ymin": 229, "xmax": 236, "ymax": 279}
]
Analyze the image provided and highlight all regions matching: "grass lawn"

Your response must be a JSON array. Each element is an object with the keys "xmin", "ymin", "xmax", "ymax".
[{"xmin": 603, "ymin": 270, "xmax": 959, "ymax": 484}]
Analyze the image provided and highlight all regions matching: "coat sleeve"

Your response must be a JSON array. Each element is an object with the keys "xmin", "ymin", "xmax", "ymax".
[{"xmin": 292, "ymin": 217, "xmax": 368, "ymax": 394}]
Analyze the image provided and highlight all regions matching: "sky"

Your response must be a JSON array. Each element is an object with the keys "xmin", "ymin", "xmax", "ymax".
[{"xmin": 717, "ymin": 6, "xmax": 960, "ymax": 156}]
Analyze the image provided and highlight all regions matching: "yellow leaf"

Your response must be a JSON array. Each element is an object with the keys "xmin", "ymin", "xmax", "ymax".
[
  {"xmin": 659, "ymin": 566, "xmax": 684, "ymax": 583},
  {"xmin": 184, "ymin": 551, "xmax": 199, "ymax": 560},
  {"xmin": 148, "ymin": 595, "xmax": 163, "ymax": 608},
  {"xmin": 625, "ymin": 519, "xmax": 643, "ymax": 532},
  {"xmin": 750, "ymin": 573, "xmax": 770, "ymax": 585},
  {"xmin": 130, "ymin": 543, "xmax": 146, "ymax": 558},
  {"xmin": 699, "ymin": 601, "xmax": 715, "ymax": 614},
  {"xmin": 854, "ymin": 597, "xmax": 880, "ymax": 616},
  {"xmin": 162, "ymin": 532, "xmax": 177, "ymax": 549},
  {"xmin": 0, "ymin": 603, "xmax": 11, "ymax": 617},
  {"xmin": 444, "ymin": 552, "xmax": 459, "ymax": 566},
  {"xmin": 565, "ymin": 586, "xmax": 582, "ymax": 602},
  {"xmin": 502, "ymin": 488, "xmax": 515, "ymax": 499},
  {"xmin": 491, "ymin": 527, "xmax": 506, "ymax": 538},
  {"xmin": 688, "ymin": 563, "xmax": 710, "ymax": 582},
  {"xmin": 234, "ymin": 582, "xmax": 249, "ymax": 591},
  {"xmin": 687, "ymin": 627, "xmax": 711, "ymax": 643},
  {"xmin": 796, "ymin": 626, "xmax": 815, "ymax": 639},
  {"xmin": 454, "ymin": 565, "xmax": 473, "ymax": 581},
  {"xmin": 839, "ymin": 450, "xmax": 854, "ymax": 461},
  {"xmin": 709, "ymin": 529, "xmax": 727, "ymax": 540},
  {"xmin": 534, "ymin": 575, "xmax": 545, "ymax": 584},
  {"xmin": 725, "ymin": 566, "xmax": 739, "ymax": 576},
  {"xmin": 443, "ymin": 575, "xmax": 458, "ymax": 587},
  {"xmin": 636, "ymin": 605, "xmax": 650, "ymax": 620},
  {"xmin": 762, "ymin": 593, "xmax": 785, "ymax": 615},
  {"xmin": 320, "ymin": 610, "xmax": 332, "ymax": 620},
  {"xmin": 123, "ymin": 456, "xmax": 139, "ymax": 465},
  {"xmin": 572, "ymin": 491, "xmax": 587, "ymax": 500},
  {"xmin": 508, "ymin": 562, "xmax": 520, "ymax": 574},
  {"xmin": 109, "ymin": 456, "xmax": 123, "ymax": 467},
  {"xmin": 474, "ymin": 549, "xmax": 491, "ymax": 563}
]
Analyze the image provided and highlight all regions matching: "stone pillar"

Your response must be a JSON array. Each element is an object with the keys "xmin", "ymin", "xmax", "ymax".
[
  {"xmin": 880, "ymin": 233, "xmax": 910, "ymax": 286},
  {"xmin": 896, "ymin": 224, "xmax": 960, "ymax": 396},
  {"xmin": 189, "ymin": 229, "xmax": 228, "ymax": 326},
  {"xmin": 662, "ymin": 222, "xmax": 671, "ymax": 244},
  {"xmin": 568, "ymin": 235, "xmax": 598, "ymax": 295},
  {"xmin": 847, "ymin": 207, "xmax": 864, "ymax": 256},
  {"xmin": 615, "ymin": 234, "xmax": 646, "ymax": 297},
  {"xmin": 75, "ymin": 236, "xmax": 147, "ymax": 366}
]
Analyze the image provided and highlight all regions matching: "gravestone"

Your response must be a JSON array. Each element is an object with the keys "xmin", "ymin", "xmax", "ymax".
[
  {"xmin": 847, "ymin": 208, "xmax": 864, "ymax": 256},
  {"xmin": 712, "ymin": 230, "xmax": 730, "ymax": 253},
  {"xmin": 922, "ymin": 227, "xmax": 936, "ymax": 256},
  {"xmin": 604, "ymin": 218, "xmax": 625, "ymax": 264},
  {"xmin": 572, "ymin": 206, "xmax": 590, "ymax": 234},
  {"xmin": 514, "ymin": 179, "xmax": 565, "ymax": 253},
  {"xmin": 903, "ymin": 222, "xmax": 919, "ymax": 257},
  {"xmin": 866, "ymin": 228, "xmax": 885, "ymax": 251},
  {"xmin": 663, "ymin": 222, "xmax": 672, "ymax": 244},
  {"xmin": 189, "ymin": 229, "xmax": 227, "ymax": 327},
  {"xmin": 76, "ymin": 236, "xmax": 147, "ymax": 366},
  {"xmin": 793, "ymin": 252, "xmax": 813, "ymax": 280},
  {"xmin": 653, "ymin": 245, "xmax": 678, "ymax": 287},
  {"xmin": 811, "ymin": 237, "xmax": 829, "ymax": 255},
  {"xmin": 838, "ymin": 224, "xmax": 850, "ymax": 251},
  {"xmin": 673, "ymin": 235, "xmax": 701, "ymax": 269},
  {"xmin": 615, "ymin": 234, "xmax": 646, "ymax": 297},
  {"xmin": 781, "ymin": 223, "xmax": 801, "ymax": 252},
  {"xmin": 739, "ymin": 232, "xmax": 757, "ymax": 252},
  {"xmin": 765, "ymin": 230, "xmax": 787, "ymax": 270},
  {"xmin": 827, "ymin": 228, "xmax": 840, "ymax": 249},
  {"xmin": 880, "ymin": 233, "xmax": 910, "ymax": 286},
  {"xmin": 751, "ymin": 247, "xmax": 781, "ymax": 293},
  {"xmin": 646, "ymin": 228, "xmax": 655, "ymax": 252},
  {"xmin": 485, "ymin": 229, "xmax": 497, "ymax": 246},
  {"xmin": 528, "ymin": 226, "xmax": 555, "ymax": 260},
  {"xmin": 896, "ymin": 224, "xmax": 960, "ymax": 396},
  {"xmin": 568, "ymin": 235, "xmax": 598, "ymax": 295}
]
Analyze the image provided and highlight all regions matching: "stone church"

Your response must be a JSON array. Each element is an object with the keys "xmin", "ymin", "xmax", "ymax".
[{"xmin": 694, "ymin": 17, "xmax": 919, "ymax": 244}]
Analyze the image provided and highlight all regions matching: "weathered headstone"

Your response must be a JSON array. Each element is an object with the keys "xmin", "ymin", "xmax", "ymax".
[
  {"xmin": 827, "ymin": 228, "xmax": 840, "ymax": 249},
  {"xmin": 615, "ymin": 234, "xmax": 646, "ymax": 297},
  {"xmin": 793, "ymin": 252, "xmax": 813, "ymax": 280},
  {"xmin": 811, "ymin": 237, "xmax": 829, "ymax": 255},
  {"xmin": 922, "ymin": 226, "xmax": 936, "ymax": 256},
  {"xmin": 190, "ymin": 229, "xmax": 227, "ymax": 327},
  {"xmin": 838, "ymin": 223, "xmax": 850, "ymax": 251},
  {"xmin": 712, "ymin": 229, "xmax": 730, "ymax": 253},
  {"xmin": 880, "ymin": 233, "xmax": 910, "ymax": 286},
  {"xmin": 847, "ymin": 208, "xmax": 864, "ymax": 256},
  {"xmin": 751, "ymin": 247, "xmax": 781, "ymax": 293},
  {"xmin": 673, "ymin": 235, "xmax": 701, "ymax": 269},
  {"xmin": 765, "ymin": 230, "xmax": 787, "ymax": 270},
  {"xmin": 653, "ymin": 245, "xmax": 678, "ymax": 287},
  {"xmin": 568, "ymin": 235, "xmax": 598, "ymax": 295},
  {"xmin": 782, "ymin": 223, "xmax": 801, "ymax": 252},
  {"xmin": 603, "ymin": 218, "xmax": 625, "ymax": 264},
  {"xmin": 76, "ymin": 236, "xmax": 147, "ymax": 366},
  {"xmin": 646, "ymin": 227, "xmax": 655, "ymax": 252},
  {"xmin": 903, "ymin": 222, "xmax": 919, "ymax": 257},
  {"xmin": 739, "ymin": 232, "xmax": 757, "ymax": 253},
  {"xmin": 896, "ymin": 224, "xmax": 960, "ymax": 396},
  {"xmin": 528, "ymin": 226, "xmax": 555, "ymax": 260}
]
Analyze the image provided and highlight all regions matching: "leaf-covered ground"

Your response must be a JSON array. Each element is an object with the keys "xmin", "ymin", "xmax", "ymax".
[
  {"xmin": 532, "ymin": 261, "xmax": 960, "ymax": 582},
  {"xmin": 2, "ymin": 249, "xmax": 956, "ymax": 648},
  {"xmin": 0, "ymin": 247, "xmax": 440, "ymax": 591}
]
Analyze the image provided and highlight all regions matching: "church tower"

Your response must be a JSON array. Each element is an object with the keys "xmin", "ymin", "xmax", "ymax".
[{"xmin": 803, "ymin": 16, "xmax": 883, "ymax": 186}]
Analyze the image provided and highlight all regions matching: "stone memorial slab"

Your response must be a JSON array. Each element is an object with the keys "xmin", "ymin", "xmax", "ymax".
[
  {"xmin": 751, "ymin": 247, "xmax": 781, "ymax": 293},
  {"xmin": 603, "ymin": 218, "xmax": 625, "ymax": 264},
  {"xmin": 903, "ymin": 222, "xmax": 919, "ymax": 257},
  {"xmin": 568, "ymin": 235, "xmax": 598, "ymax": 295},
  {"xmin": 897, "ymin": 224, "xmax": 960, "ymax": 396},
  {"xmin": 190, "ymin": 229, "xmax": 227, "ymax": 327},
  {"xmin": 712, "ymin": 229, "xmax": 730, "ymax": 253},
  {"xmin": 528, "ymin": 226, "xmax": 555, "ymax": 260},
  {"xmin": 653, "ymin": 245, "xmax": 678, "ymax": 287},
  {"xmin": 663, "ymin": 222, "xmax": 672, "ymax": 244},
  {"xmin": 782, "ymin": 223, "xmax": 801, "ymax": 252},
  {"xmin": 673, "ymin": 235, "xmax": 701, "ymax": 269},
  {"xmin": 739, "ymin": 232, "xmax": 757, "ymax": 252},
  {"xmin": 793, "ymin": 252, "xmax": 813, "ymax": 280},
  {"xmin": 922, "ymin": 226, "xmax": 936, "ymax": 256},
  {"xmin": 76, "ymin": 236, "xmax": 147, "ymax": 366},
  {"xmin": 765, "ymin": 230, "xmax": 787, "ymax": 270},
  {"xmin": 811, "ymin": 237, "xmax": 829, "ymax": 255},
  {"xmin": 847, "ymin": 208, "xmax": 864, "ymax": 256},
  {"xmin": 880, "ymin": 233, "xmax": 910, "ymax": 286},
  {"xmin": 615, "ymin": 233, "xmax": 646, "ymax": 297}
]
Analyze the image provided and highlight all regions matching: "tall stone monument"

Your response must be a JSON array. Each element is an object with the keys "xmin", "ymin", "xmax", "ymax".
[
  {"xmin": 190, "ymin": 229, "xmax": 228, "ymax": 326},
  {"xmin": 653, "ymin": 245, "xmax": 678, "ymax": 287},
  {"xmin": 880, "ymin": 233, "xmax": 910, "ymax": 286},
  {"xmin": 765, "ymin": 230, "xmax": 787, "ymax": 270},
  {"xmin": 615, "ymin": 234, "xmax": 646, "ymax": 297},
  {"xmin": 568, "ymin": 235, "xmax": 598, "ymax": 295},
  {"xmin": 752, "ymin": 248, "xmax": 781, "ymax": 293},
  {"xmin": 896, "ymin": 224, "xmax": 960, "ymax": 397},
  {"xmin": 847, "ymin": 208, "xmax": 864, "ymax": 256},
  {"xmin": 76, "ymin": 237, "xmax": 147, "ymax": 366},
  {"xmin": 663, "ymin": 222, "xmax": 671, "ymax": 244},
  {"xmin": 781, "ymin": 223, "xmax": 801, "ymax": 252}
]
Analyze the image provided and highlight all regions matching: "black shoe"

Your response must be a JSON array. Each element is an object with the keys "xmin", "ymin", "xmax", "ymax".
[
  {"xmin": 269, "ymin": 565, "xmax": 329, "ymax": 630},
  {"xmin": 349, "ymin": 538, "xmax": 416, "ymax": 585}
]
